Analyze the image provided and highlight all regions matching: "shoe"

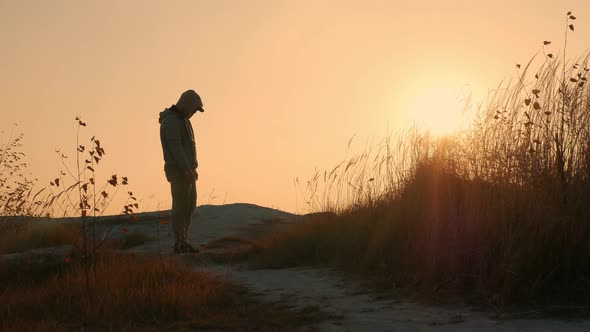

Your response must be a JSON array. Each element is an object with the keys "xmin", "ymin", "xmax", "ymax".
[{"xmin": 174, "ymin": 242, "xmax": 199, "ymax": 254}]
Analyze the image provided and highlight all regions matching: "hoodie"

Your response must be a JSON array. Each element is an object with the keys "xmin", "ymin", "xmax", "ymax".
[{"xmin": 159, "ymin": 105, "xmax": 197, "ymax": 182}]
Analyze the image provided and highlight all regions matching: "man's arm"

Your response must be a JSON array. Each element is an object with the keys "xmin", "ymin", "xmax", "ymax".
[{"xmin": 162, "ymin": 117, "xmax": 192, "ymax": 175}]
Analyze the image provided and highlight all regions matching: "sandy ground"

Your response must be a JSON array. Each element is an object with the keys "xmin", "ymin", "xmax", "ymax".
[
  {"xmin": 201, "ymin": 265, "xmax": 590, "ymax": 332},
  {"xmin": 117, "ymin": 203, "xmax": 300, "ymax": 253},
  {"xmin": 7, "ymin": 203, "xmax": 590, "ymax": 331}
]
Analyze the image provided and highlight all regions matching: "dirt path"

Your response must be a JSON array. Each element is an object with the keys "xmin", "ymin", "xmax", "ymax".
[
  {"xmin": 198, "ymin": 264, "xmax": 590, "ymax": 332},
  {"xmin": 98, "ymin": 204, "xmax": 590, "ymax": 331}
]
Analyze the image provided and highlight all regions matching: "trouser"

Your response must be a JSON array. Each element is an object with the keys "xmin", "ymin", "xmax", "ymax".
[{"xmin": 170, "ymin": 180, "xmax": 196, "ymax": 245}]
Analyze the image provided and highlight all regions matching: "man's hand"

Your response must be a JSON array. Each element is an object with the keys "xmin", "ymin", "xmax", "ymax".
[
  {"xmin": 182, "ymin": 168, "xmax": 199, "ymax": 181},
  {"xmin": 183, "ymin": 169, "xmax": 196, "ymax": 181}
]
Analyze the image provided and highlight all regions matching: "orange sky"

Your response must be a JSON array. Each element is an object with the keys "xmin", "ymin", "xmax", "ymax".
[{"xmin": 1, "ymin": 1, "xmax": 589, "ymax": 215}]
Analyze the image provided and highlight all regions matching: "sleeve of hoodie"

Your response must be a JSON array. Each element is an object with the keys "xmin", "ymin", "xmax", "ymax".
[{"xmin": 162, "ymin": 115, "xmax": 192, "ymax": 173}]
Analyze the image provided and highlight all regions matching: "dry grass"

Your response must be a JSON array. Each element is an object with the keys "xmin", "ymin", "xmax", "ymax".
[
  {"xmin": 0, "ymin": 221, "xmax": 320, "ymax": 330},
  {"xmin": 0, "ymin": 251, "xmax": 323, "ymax": 331},
  {"xmin": 254, "ymin": 161, "xmax": 590, "ymax": 305},
  {"xmin": 0, "ymin": 221, "xmax": 153, "ymax": 262},
  {"xmin": 0, "ymin": 222, "xmax": 80, "ymax": 255},
  {"xmin": 254, "ymin": 47, "xmax": 590, "ymax": 307}
]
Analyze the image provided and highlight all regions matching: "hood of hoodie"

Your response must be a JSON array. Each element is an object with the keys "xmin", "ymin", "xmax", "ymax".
[
  {"xmin": 159, "ymin": 105, "xmax": 189, "ymax": 124},
  {"xmin": 159, "ymin": 109, "xmax": 171, "ymax": 124},
  {"xmin": 158, "ymin": 107, "xmax": 182, "ymax": 124}
]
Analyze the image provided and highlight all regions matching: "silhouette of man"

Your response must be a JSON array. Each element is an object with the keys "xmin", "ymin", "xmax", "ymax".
[{"xmin": 159, "ymin": 89, "xmax": 204, "ymax": 253}]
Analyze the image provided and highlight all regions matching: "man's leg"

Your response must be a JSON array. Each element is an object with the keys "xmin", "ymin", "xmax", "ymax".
[
  {"xmin": 170, "ymin": 180, "xmax": 192, "ymax": 246},
  {"xmin": 184, "ymin": 182, "xmax": 197, "ymax": 243}
]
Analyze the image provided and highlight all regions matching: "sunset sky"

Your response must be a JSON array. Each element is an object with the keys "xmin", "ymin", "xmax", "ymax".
[{"xmin": 1, "ymin": 0, "xmax": 589, "ymax": 215}]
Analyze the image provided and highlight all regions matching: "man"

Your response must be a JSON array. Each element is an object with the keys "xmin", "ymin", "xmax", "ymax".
[{"xmin": 159, "ymin": 89, "xmax": 204, "ymax": 253}]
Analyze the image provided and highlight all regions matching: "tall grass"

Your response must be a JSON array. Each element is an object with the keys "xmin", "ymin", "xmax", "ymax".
[
  {"xmin": 297, "ymin": 130, "xmax": 421, "ymax": 214},
  {"xmin": 257, "ymin": 15, "xmax": 590, "ymax": 306},
  {"xmin": 0, "ymin": 252, "xmax": 317, "ymax": 331},
  {"xmin": 0, "ymin": 126, "xmax": 38, "ymax": 218}
]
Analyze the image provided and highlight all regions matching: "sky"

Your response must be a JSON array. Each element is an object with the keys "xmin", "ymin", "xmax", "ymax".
[{"xmin": 1, "ymin": 0, "xmax": 589, "ymax": 215}]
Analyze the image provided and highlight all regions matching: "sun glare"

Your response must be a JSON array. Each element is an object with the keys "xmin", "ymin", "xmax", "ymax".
[{"xmin": 403, "ymin": 85, "xmax": 472, "ymax": 137}]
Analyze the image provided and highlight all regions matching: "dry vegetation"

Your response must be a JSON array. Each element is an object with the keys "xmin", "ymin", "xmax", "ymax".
[
  {"xmin": 0, "ymin": 251, "xmax": 320, "ymax": 331},
  {"xmin": 0, "ymin": 127, "xmax": 37, "ymax": 218},
  {"xmin": 253, "ymin": 13, "xmax": 590, "ymax": 308},
  {"xmin": 0, "ymin": 222, "xmax": 80, "ymax": 255}
]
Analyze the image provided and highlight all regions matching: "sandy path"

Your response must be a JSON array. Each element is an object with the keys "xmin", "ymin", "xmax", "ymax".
[{"xmin": 200, "ymin": 264, "xmax": 590, "ymax": 331}]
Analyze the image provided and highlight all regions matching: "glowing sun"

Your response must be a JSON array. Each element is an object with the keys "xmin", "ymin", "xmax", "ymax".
[{"xmin": 403, "ymin": 84, "xmax": 471, "ymax": 136}]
